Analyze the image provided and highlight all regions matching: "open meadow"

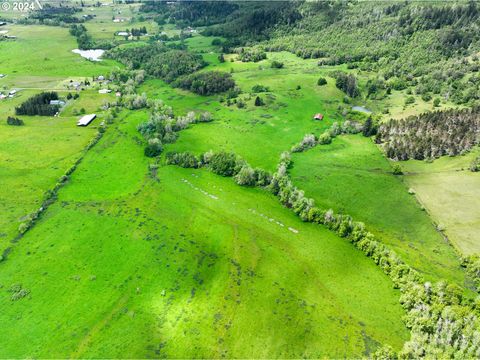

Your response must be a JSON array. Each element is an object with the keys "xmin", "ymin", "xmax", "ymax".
[
  {"xmin": 289, "ymin": 135, "xmax": 469, "ymax": 288},
  {"xmin": 402, "ymin": 150, "xmax": 480, "ymax": 255},
  {"xmin": 0, "ymin": 110, "xmax": 409, "ymax": 358}
]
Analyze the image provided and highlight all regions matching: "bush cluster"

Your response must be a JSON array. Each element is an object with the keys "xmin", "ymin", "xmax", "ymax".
[
  {"xmin": 173, "ymin": 71, "xmax": 236, "ymax": 95},
  {"xmin": 237, "ymin": 48, "xmax": 267, "ymax": 62},
  {"xmin": 138, "ymin": 107, "xmax": 213, "ymax": 158},
  {"xmin": 6, "ymin": 116, "xmax": 24, "ymax": 126}
]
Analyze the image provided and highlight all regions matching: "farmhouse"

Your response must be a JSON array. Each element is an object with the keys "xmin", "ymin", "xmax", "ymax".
[
  {"xmin": 117, "ymin": 31, "xmax": 130, "ymax": 37},
  {"xmin": 9, "ymin": 89, "xmax": 17, "ymax": 96},
  {"xmin": 98, "ymin": 89, "xmax": 111, "ymax": 94},
  {"xmin": 50, "ymin": 100, "xmax": 65, "ymax": 106},
  {"xmin": 0, "ymin": 94, "xmax": 6, "ymax": 100},
  {"xmin": 77, "ymin": 114, "xmax": 96, "ymax": 126},
  {"xmin": 313, "ymin": 113, "xmax": 324, "ymax": 120}
]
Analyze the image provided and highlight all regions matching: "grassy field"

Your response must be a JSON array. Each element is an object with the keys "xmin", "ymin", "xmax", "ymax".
[
  {"xmin": 0, "ymin": 25, "xmax": 114, "ymax": 85},
  {"xmin": 0, "ymin": 24, "xmax": 117, "ymax": 249},
  {"xmin": 0, "ymin": 14, "xmax": 477, "ymax": 357},
  {"xmin": 289, "ymin": 135, "xmax": 469, "ymax": 288},
  {"xmin": 140, "ymin": 51, "xmax": 348, "ymax": 171},
  {"xmin": 0, "ymin": 110, "xmax": 409, "ymax": 358},
  {"xmin": 402, "ymin": 149, "xmax": 480, "ymax": 256}
]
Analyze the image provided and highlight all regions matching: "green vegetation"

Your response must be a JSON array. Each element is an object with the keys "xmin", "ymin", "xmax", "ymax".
[
  {"xmin": 378, "ymin": 107, "xmax": 480, "ymax": 160},
  {"xmin": 402, "ymin": 150, "xmax": 480, "ymax": 255},
  {"xmin": 290, "ymin": 135, "xmax": 467, "ymax": 287},
  {"xmin": 0, "ymin": 111, "xmax": 408, "ymax": 358},
  {"xmin": 107, "ymin": 43, "xmax": 206, "ymax": 83},
  {"xmin": 6, "ymin": 116, "xmax": 24, "ymax": 126},
  {"xmin": 15, "ymin": 92, "xmax": 60, "ymax": 116},
  {"xmin": 1, "ymin": 1, "xmax": 480, "ymax": 357},
  {"xmin": 173, "ymin": 71, "xmax": 236, "ymax": 95}
]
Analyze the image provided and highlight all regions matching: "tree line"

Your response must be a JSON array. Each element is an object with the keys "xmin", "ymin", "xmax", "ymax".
[
  {"xmin": 377, "ymin": 107, "xmax": 480, "ymax": 160},
  {"xmin": 15, "ymin": 92, "xmax": 60, "ymax": 116},
  {"xmin": 163, "ymin": 147, "xmax": 480, "ymax": 359}
]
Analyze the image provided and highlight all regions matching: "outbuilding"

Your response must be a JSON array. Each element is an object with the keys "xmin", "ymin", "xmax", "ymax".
[
  {"xmin": 313, "ymin": 113, "xmax": 324, "ymax": 120},
  {"xmin": 77, "ymin": 114, "xmax": 96, "ymax": 126}
]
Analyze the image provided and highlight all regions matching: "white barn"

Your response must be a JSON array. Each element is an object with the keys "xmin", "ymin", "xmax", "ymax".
[{"xmin": 77, "ymin": 114, "xmax": 96, "ymax": 126}]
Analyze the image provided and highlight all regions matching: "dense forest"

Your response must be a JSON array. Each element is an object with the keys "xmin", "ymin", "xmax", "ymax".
[
  {"xmin": 377, "ymin": 108, "xmax": 480, "ymax": 160},
  {"xmin": 140, "ymin": 1, "xmax": 239, "ymax": 27},
  {"xmin": 107, "ymin": 43, "xmax": 206, "ymax": 83},
  {"xmin": 154, "ymin": 1, "xmax": 480, "ymax": 106},
  {"xmin": 15, "ymin": 92, "xmax": 60, "ymax": 116},
  {"xmin": 173, "ymin": 71, "xmax": 236, "ymax": 95}
]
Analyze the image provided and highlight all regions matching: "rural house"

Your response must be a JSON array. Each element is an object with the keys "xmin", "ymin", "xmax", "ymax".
[{"xmin": 313, "ymin": 113, "xmax": 324, "ymax": 120}]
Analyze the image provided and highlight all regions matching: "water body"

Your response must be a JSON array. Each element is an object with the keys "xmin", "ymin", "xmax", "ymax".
[
  {"xmin": 352, "ymin": 105, "xmax": 372, "ymax": 114},
  {"xmin": 72, "ymin": 49, "xmax": 105, "ymax": 62}
]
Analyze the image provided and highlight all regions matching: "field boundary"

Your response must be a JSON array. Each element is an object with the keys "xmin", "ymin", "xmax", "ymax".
[{"xmin": 0, "ymin": 127, "xmax": 107, "ymax": 263}]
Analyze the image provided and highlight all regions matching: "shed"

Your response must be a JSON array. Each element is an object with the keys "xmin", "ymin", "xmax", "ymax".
[
  {"xmin": 50, "ymin": 100, "xmax": 65, "ymax": 106},
  {"xmin": 77, "ymin": 114, "xmax": 96, "ymax": 126},
  {"xmin": 9, "ymin": 89, "xmax": 17, "ymax": 95},
  {"xmin": 313, "ymin": 113, "xmax": 324, "ymax": 120},
  {"xmin": 98, "ymin": 89, "xmax": 111, "ymax": 94}
]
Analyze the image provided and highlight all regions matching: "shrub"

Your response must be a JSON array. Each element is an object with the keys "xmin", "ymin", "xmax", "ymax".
[
  {"xmin": 6, "ymin": 116, "xmax": 24, "ymax": 126},
  {"xmin": 392, "ymin": 164, "xmax": 403, "ymax": 175},
  {"xmin": 292, "ymin": 134, "xmax": 316, "ymax": 152},
  {"xmin": 144, "ymin": 138, "xmax": 163, "ymax": 157},
  {"xmin": 470, "ymin": 156, "xmax": 480, "ymax": 172},
  {"xmin": 254, "ymin": 96, "xmax": 264, "ymax": 106},
  {"xmin": 334, "ymin": 72, "xmax": 360, "ymax": 97},
  {"xmin": 318, "ymin": 132, "xmax": 332, "ymax": 145},
  {"xmin": 252, "ymin": 84, "xmax": 270, "ymax": 93},
  {"xmin": 238, "ymin": 48, "xmax": 267, "ymax": 62},
  {"xmin": 234, "ymin": 165, "xmax": 256, "ymax": 186},
  {"xmin": 166, "ymin": 152, "xmax": 200, "ymax": 168},
  {"xmin": 271, "ymin": 60, "xmax": 284, "ymax": 69},
  {"xmin": 317, "ymin": 77, "xmax": 327, "ymax": 86},
  {"xmin": 208, "ymin": 151, "xmax": 238, "ymax": 176}
]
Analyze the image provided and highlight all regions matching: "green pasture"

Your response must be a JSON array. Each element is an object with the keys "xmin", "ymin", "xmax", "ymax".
[
  {"xmin": 402, "ymin": 149, "xmax": 480, "ymax": 255},
  {"xmin": 290, "ymin": 135, "xmax": 469, "ymax": 288},
  {"xmin": 141, "ymin": 52, "xmax": 348, "ymax": 171},
  {"xmin": 0, "ymin": 110, "xmax": 408, "ymax": 358},
  {"xmin": 0, "ymin": 25, "xmax": 115, "ymax": 82}
]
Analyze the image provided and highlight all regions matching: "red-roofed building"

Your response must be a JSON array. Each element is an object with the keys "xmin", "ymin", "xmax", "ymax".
[{"xmin": 313, "ymin": 113, "xmax": 324, "ymax": 120}]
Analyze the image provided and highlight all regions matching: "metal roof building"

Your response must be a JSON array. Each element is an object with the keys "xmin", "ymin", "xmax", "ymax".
[{"xmin": 77, "ymin": 114, "xmax": 96, "ymax": 126}]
